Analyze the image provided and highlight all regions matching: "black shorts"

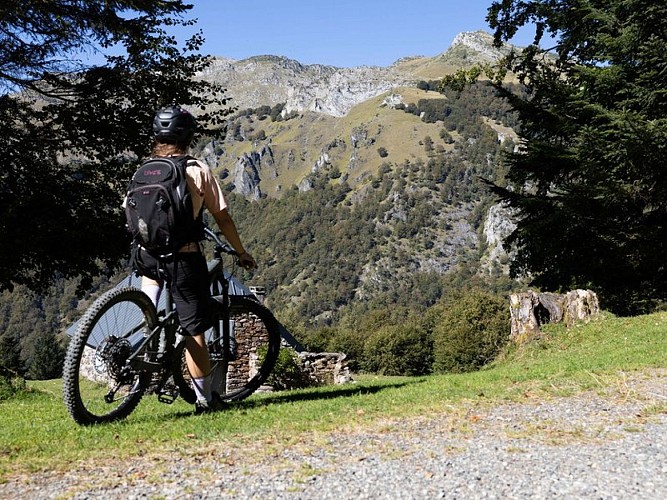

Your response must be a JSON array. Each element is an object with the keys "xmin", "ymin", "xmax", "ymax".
[{"xmin": 132, "ymin": 246, "xmax": 214, "ymax": 336}]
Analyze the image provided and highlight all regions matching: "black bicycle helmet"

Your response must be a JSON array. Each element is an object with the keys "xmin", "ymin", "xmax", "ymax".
[{"xmin": 152, "ymin": 105, "xmax": 197, "ymax": 144}]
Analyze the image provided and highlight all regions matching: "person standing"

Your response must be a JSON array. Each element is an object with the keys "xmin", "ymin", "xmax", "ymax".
[{"xmin": 131, "ymin": 105, "xmax": 256, "ymax": 413}]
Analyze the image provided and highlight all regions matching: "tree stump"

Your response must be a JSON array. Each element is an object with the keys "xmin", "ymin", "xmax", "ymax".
[{"xmin": 509, "ymin": 289, "xmax": 600, "ymax": 342}]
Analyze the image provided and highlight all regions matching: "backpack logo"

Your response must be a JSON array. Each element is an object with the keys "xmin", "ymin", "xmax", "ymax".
[{"xmin": 125, "ymin": 156, "xmax": 202, "ymax": 254}]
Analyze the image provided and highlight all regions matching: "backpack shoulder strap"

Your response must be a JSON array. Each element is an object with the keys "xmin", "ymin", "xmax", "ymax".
[{"xmin": 176, "ymin": 155, "xmax": 206, "ymax": 222}]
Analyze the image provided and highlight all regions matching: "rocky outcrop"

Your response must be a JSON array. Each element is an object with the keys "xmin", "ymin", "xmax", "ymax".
[
  {"xmin": 298, "ymin": 177, "xmax": 313, "ymax": 193},
  {"xmin": 228, "ymin": 145, "xmax": 277, "ymax": 200},
  {"xmin": 231, "ymin": 153, "xmax": 262, "ymax": 200},
  {"xmin": 447, "ymin": 31, "xmax": 513, "ymax": 63},
  {"xmin": 200, "ymin": 139, "xmax": 224, "ymax": 169},
  {"xmin": 288, "ymin": 67, "xmax": 413, "ymax": 117},
  {"xmin": 509, "ymin": 290, "xmax": 601, "ymax": 342},
  {"xmin": 381, "ymin": 93, "xmax": 405, "ymax": 109},
  {"xmin": 483, "ymin": 202, "xmax": 517, "ymax": 267},
  {"xmin": 198, "ymin": 54, "xmax": 413, "ymax": 118}
]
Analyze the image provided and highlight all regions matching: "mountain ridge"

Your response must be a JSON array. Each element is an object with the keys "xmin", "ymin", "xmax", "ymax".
[
  {"xmin": 193, "ymin": 30, "xmax": 520, "ymax": 202},
  {"xmin": 188, "ymin": 30, "xmax": 522, "ymax": 320},
  {"xmin": 198, "ymin": 30, "xmax": 516, "ymax": 118}
]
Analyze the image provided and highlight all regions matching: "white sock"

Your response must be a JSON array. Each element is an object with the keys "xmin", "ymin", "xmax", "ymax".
[
  {"xmin": 192, "ymin": 376, "xmax": 212, "ymax": 403},
  {"xmin": 142, "ymin": 283, "xmax": 162, "ymax": 307}
]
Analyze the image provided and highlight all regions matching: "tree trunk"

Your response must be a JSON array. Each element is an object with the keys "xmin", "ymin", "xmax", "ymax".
[{"xmin": 509, "ymin": 289, "xmax": 600, "ymax": 342}]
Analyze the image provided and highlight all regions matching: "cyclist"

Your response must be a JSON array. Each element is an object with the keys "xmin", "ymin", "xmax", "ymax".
[{"xmin": 131, "ymin": 105, "xmax": 256, "ymax": 413}]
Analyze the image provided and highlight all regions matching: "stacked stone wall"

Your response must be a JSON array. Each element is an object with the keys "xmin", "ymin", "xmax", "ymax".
[
  {"xmin": 297, "ymin": 352, "xmax": 352, "ymax": 386},
  {"xmin": 225, "ymin": 312, "xmax": 269, "ymax": 392}
]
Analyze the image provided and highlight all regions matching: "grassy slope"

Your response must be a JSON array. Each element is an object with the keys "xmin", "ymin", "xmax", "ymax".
[
  {"xmin": 1, "ymin": 311, "xmax": 666, "ymax": 477},
  {"xmin": 392, "ymin": 55, "xmax": 470, "ymax": 80},
  {"xmin": 216, "ymin": 88, "xmax": 451, "ymax": 197}
]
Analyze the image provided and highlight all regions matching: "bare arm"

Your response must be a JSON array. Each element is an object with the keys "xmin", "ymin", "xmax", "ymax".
[{"xmin": 212, "ymin": 208, "xmax": 256, "ymax": 269}]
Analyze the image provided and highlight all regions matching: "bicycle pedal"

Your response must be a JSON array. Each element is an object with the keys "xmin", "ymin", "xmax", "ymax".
[
  {"xmin": 157, "ymin": 382, "xmax": 179, "ymax": 404},
  {"xmin": 157, "ymin": 389, "xmax": 178, "ymax": 404}
]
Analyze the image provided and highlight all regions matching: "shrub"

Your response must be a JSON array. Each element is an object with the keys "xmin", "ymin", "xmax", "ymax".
[
  {"xmin": 252, "ymin": 129, "xmax": 266, "ymax": 141},
  {"xmin": 269, "ymin": 102, "xmax": 285, "ymax": 121},
  {"xmin": 298, "ymin": 325, "xmax": 335, "ymax": 353},
  {"xmin": 432, "ymin": 289, "xmax": 509, "ymax": 373},
  {"xmin": 439, "ymin": 129, "xmax": 455, "ymax": 144},
  {"xmin": 416, "ymin": 80, "xmax": 430, "ymax": 91},
  {"xmin": 327, "ymin": 328, "xmax": 366, "ymax": 372},
  {"xmin": 262, "ymin": 347, "xmax": 309, "ymax": 390},
  {"xmin": 0, "ymin": 367, "xmax": 27, "ymax": 401},
  {"xmin": 27, "ymin": 332, "xmax": 65, "ymax": 380},
  {"xmin": 361, "ymin": 324, "xmax": 433, "ymax": 376}
]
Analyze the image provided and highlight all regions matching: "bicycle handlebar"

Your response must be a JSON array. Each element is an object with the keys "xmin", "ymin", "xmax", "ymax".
[{"xmin": 203, "ymin": 227, "xmax": 237, "ymax": 257}]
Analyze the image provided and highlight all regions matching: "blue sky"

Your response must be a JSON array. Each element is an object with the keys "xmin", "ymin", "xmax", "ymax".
[{"xmin": 178, "ymin": 0, "xmax": 536, "ymax": 68}]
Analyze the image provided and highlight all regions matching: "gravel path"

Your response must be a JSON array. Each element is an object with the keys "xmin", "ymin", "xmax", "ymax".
[{"xmin": 2, "ymin": 370, "xmax": 666, "ymax": 499}]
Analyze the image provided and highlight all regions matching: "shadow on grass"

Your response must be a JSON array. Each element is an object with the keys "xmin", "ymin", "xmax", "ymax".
[
  {"xmin": 158, "ymin": 378, "xmax": 426, "ymax": 422},
  {"xmin": 237, "ymin": 378, "xmax": 426, "ymax": 409}
]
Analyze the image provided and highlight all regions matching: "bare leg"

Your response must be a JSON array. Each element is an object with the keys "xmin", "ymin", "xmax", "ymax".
[
  {"xmin": 141, "ymin": 276, "xmax": 163, "ymax": 307},
  {"xmin": 185, "ymin": 334, "xmax": 210, "ymax": 377},
  {"xmin": 186, "ymin": 334, "xmax": 212, "ymax": 402}
]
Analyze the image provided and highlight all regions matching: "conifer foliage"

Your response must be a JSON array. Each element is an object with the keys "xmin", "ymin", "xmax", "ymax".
[
  {"xmin": 0, "ymin": 1, "xmax": 232, "ymax": 293},
  {"xmin": 484, "ymin": 0, "xmax": 667, "ymax": 314}
]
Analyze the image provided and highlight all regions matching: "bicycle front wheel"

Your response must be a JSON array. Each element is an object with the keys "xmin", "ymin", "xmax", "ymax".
[
  {"xmin": 62, "ymin": 287, "xmax": 158, "ymax": 425},
  {"xmin": 175, "ymin": 295, "xmax": 281, "ymax": 403}
]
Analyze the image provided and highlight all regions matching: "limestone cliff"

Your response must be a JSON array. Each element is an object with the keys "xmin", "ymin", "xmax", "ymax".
[{"xmin": 198, "ymin": 31, "xmax": 515, "ymax": 118}]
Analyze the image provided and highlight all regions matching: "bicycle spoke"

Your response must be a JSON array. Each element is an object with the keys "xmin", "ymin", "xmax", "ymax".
[
  {"xmin": 173, "ymin": 295, "xmax": 281, "ymax": 403},
  {"xmin": 63, "ymin": 288, "xmax": 158, "ymax": 425}
]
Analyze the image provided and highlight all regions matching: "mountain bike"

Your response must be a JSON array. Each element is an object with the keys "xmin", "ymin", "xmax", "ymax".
[{"xmin": 62, "ymin": 228, "xmax": 281, "ymax": 425}]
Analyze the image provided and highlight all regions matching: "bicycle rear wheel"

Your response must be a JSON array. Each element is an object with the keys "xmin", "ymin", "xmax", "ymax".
[
  {"xmin": 62, "ymin": 287, "xmax": 158, "ymax": 425},
  {"xmin": 175, "ymin": 295, "xmax": 281, "ymax": 403}
]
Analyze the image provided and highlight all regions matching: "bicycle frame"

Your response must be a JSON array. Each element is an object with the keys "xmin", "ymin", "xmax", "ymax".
[
  {"xmin": 134, "ymin": 228, "xmax": 238, "ymax": 402},
  {"xmin": 63, "ymin": 227, "xmax": 281, "ymax": 424},
  {"xmin": 129, "ymin": 228, "xmax": 234, "ymax": 371}
]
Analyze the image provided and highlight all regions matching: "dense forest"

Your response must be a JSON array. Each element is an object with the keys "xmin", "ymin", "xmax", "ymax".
[{"xmin": 228, "ymin": 94, "xmax": 517, "ymax": 319}]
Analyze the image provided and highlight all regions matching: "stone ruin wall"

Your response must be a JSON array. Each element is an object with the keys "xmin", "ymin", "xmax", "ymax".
[
  {"xmin": 224, "ymin": 312, "xmax": 268, "ymax": 391},
  {"xmin": 77, "ymin": 311, "xmax": 353, "ymax": 393},
  {"xmin": 297, "ymin": 351, "xmax": 352, "ymax": 386},
  {"xmin": 224, "ymin": 312, "xmax": 353, "ymax": 391}
]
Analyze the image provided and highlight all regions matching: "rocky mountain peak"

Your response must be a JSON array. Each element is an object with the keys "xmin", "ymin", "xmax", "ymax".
[
  {"xmin": 446, "ymin": 30, "xmax": 513, "ymax": 63},
  {"xmin": 198, "ymin": 31, "xmax": 511, "ymax": 118}
]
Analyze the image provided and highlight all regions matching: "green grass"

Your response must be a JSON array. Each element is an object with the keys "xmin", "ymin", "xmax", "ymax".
[{"xmin": 1, "ymin": 311, "xmax": 666, "ymax": 478}]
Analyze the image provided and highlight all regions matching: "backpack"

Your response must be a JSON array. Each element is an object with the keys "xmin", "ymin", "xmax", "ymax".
[{"xmin": 125, "ymin": 155, "xmax": 203, "ymax": 255}]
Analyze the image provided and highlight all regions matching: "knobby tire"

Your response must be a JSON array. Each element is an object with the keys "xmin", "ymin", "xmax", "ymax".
[
  {"xmin": 174, "ymin": 295, "xmax": 281, "ymax": 403},
  {"xmin": 62, "ymin": 287, "xmax": 158, "ymax": 425}
]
